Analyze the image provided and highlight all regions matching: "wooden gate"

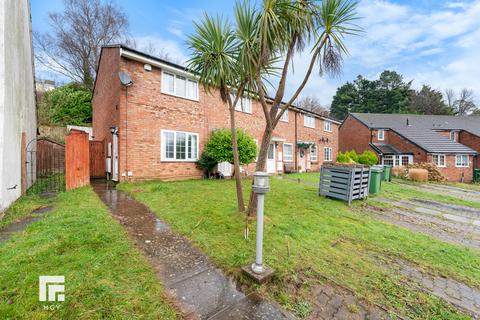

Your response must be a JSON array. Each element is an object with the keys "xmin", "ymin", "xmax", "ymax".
[
  {"xmin": 89, "ymin": 140, "xmax": 105, "ymax": 178},
  {"xmin": 65, "ymin": 130, "xmax": 90, "ymax": 191}
]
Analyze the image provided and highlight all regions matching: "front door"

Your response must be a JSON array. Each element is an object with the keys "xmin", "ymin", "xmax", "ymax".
[
  {"xmin": 299, "ymin": 149, "xmax": 306, "ymax": 172},
  {"xmin": 112, "ymin": 133, "xmax": 119, "ymax": 181},
  {"xmin": 267, "ymin": 143, "xmax": 276, "ymax": 174}
]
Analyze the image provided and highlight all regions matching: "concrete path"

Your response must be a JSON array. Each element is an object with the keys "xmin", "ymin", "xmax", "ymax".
[
  {"xmin": 92, "ymin": 180, "xmax": 294, "ymax": 320},
  {"xmin": 393, "ymin": 181, "xmax": 480, "ymax": 203},
  {"xmin": 371, "ymin": 197, "xmax": 480, "ymax": 250},
  {"xmin": 0, "ymin": 206, "xmax": 53, "ymax": 242}
]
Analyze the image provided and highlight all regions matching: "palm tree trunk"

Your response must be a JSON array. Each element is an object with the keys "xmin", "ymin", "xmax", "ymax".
[
  {"xmin": 229, "ymin": 105, "xmax": 246, "ymax": 212},
  {"xmin": 247, "ymin": 126, "xmax": 273, "ymax": 216}
]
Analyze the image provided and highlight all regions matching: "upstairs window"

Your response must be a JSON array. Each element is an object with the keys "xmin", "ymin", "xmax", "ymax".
[
  {"xmin": 232, "ymin": 94, "xmax": 252, "ymax": 113},
  {"xmin": 456, "ymin": 155, "xmax": 469, "ymax": 167},
  {"xmin": 432, "ymin": 154, "xmax": 446, "ymax": 167},
  {"xmin": 324, "ymin": 120, "xmax": 332, "ymax": 132},
  {"xmin": 162, "ymin": 71, "xmax": 198, "ymax": 100},
  {"xmin": 279, "ymin": 109, "xmax": 289, "ymax": 122},
  {"xmin": 378, "ymin": 129, "xmax": 385, "ymax": 141},
  {"xmin": 450, "ymin": 131, "xmax": 457, "ymax": 142},
  {"xmin": 304, "ymin": 115, "xmax": 315, "ymax": 128},
  {"xmin": 161, "ymin": 130, "xmax": 198, "ymax": 161}
]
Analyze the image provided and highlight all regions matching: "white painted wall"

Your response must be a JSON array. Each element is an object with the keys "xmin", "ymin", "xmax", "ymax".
[{"xmin": 0, "ymin": 0, "xmax": 36, "ymax": 212}]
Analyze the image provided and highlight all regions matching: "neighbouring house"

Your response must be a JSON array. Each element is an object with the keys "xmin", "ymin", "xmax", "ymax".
[
  {"xmin": 0, "ymin": 0, "xmax": 36, "ymax": 211},
  {"xmin": 340, "ymin": 113, "xmax": 479, "ymax": 182},
  {"xmin": 35, "ymin": 79, "xmax": 56, "ymax": 93},
  {"xmin": 92, "ymin": 45, "xmax": 339, "ymax": 181}
]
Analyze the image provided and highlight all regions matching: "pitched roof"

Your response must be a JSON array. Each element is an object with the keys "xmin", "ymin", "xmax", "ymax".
[
  {"xmin": 102, "ymin": 44, "xmax": 341, "ymax": 124},
  {"xmin": 351, "ymin": 113, "xmax": 478, "ymax": 154},
  {"xmin": 370, "ymin": 143, "xmax": 406, "ymax": 155}
]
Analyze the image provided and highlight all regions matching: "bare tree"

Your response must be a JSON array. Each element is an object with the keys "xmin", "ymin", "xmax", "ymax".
[
  {"xmin": 297, "ymin": 96, "xmax": 329, "ymax": 116},
  {"xmin": 455, "ymin": 88, "xmax": 477, "ymax": 115},
  {"xmin": 445, "ymin": 88, "xmax": 455, "ymax": 110},
  {"xmin": 34, "ymin": 0, "xmax": 131, "ymax": 90}
]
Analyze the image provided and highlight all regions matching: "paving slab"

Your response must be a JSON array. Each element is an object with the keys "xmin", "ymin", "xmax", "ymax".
[{"xmin": 92, "ymin": 180, "xmax": 294, "ymax": 320}]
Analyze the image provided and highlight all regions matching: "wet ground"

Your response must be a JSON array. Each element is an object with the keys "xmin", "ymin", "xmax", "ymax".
[
  {"xmin": 371, "ymin": 197, "xmax": 480, "ymax": 250},
  {"xmin": 0, "ymin": 206, "xmax": 53, "ymax": 242},
  {"xmin": 92, "ymin": 180, "xmax": 294, "ymax": 320},
  {"xmin": 394, "ymin": 181, "xmax": 480, "ymax": 202}
]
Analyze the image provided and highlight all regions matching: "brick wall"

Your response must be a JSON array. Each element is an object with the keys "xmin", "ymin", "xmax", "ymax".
[
  {"xmin": 426, "ymin": 154, "xmax": 474, "ymax": 182},
  {"xmin": 339, "ymin": 115, "xmax": 373, "ymax": 153},
  {"xmin": 93, "ymin": 49, "xmax": 339, "ymax": 181},
  {"xmin": 92, "ymin": 47, "xmax": 120, "ymax": 166},
  {"xmin": 388, "ymin": 130, "xmax": 428, "ymax": 163},
  {"xmin": 459, "ymin": 131, "xmax": 480, "ymax": 169}
]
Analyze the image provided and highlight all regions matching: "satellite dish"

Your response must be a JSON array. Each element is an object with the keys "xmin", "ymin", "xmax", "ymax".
[{"xmin": 119, "ymin": 72, "xmax": 133, "ymax": 87}]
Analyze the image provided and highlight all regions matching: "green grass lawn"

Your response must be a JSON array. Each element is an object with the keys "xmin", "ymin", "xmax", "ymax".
[
  {"xmin": 0, "ymin": 187, "xmax": 179, "ymax": 319},
  {"xmin": 285, "ymin": 172, "xmax": 480, "ymax": 208},
  {"xmin": 119, "ymin": 178, "xmax": 480, "ymax": 319}
]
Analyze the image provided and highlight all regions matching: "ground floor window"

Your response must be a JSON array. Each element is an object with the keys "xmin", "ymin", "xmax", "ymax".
[
  {"xmin": 382, "ymin": 155, "xmax": 412, "ymax": 166},
  {"xmin": 324, "ymin": 147, "xmax": 332, "ymax": 162},
  {"xmin": 283, "ymin": 143, "xmax": 293, "ymax": 162},
  {"xmin": 161, "ymin": 130, "xmax": 198, "ymax": 161},
  {"xmin": 310, "ymin": 144, "xmax": 318, "ymax": 161},
  {"xmin": 456, "ymin": 154, "xmax": 469, "ymax": 167},
  {"xmin": 432, "ymin": 154, "xmax": 446, "ymax": 167}
]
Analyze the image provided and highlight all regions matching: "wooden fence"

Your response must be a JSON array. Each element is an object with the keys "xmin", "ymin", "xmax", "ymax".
[
  {"xmin": 89, "ymin": 140, "xmax": 105, "ymax": 178},
  {"xmin": 65, "ymin": 130, "xmax": 90, "ymax": 191}
]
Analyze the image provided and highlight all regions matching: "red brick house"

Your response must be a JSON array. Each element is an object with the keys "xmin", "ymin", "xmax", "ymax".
[
  {"xmin": 92, "ymin": 45, "xmax": 339, "ymax": 181},
  {"xmin": 340, "ymin": 113, "xmax": 479, "ymax": 182}
]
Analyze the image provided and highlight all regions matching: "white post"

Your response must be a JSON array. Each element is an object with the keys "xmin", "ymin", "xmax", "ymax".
[{"xmin": 252, "ymin": 193, "xmax": 264, "ymax": 274}]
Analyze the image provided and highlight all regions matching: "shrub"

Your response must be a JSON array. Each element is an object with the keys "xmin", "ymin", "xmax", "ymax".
[
  {"xmin": 203, "ymin": 129, "xmax": 257, "ymax": 165},
  {"xmin": 357, "ymin": 150, "xmax": 378, "ymax": 165},
  {"xmin": 37, "ymin": 83, "xmax": 92, "ymax": 126},
  {"xmin": 196, "ymin": 151, "xmax": 217, "ymax": 176},
  {"xmin": 409, "ymin": 168, "xmax": 428, "ymax": 182},
  {"xmin": 336, "ymin": 152, "xmax": 350, "ymax": 163},
  {"xmin": 346, "ymin": 150, "xmax": 359, "ymax": 163}
]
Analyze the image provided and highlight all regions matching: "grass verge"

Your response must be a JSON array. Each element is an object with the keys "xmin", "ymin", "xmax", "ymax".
[
  {"xmin": 0, "ymin": 187, "xmax": 179, "ymax": 319},
  {"xmin": 119, "ymin": 178, "xmax": 479, "ymax": 319}
]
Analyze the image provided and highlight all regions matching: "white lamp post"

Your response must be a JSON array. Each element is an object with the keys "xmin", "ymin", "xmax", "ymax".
[{"xmin": 251, "ymin": 172, "xmax": 270, "ymax": 274}]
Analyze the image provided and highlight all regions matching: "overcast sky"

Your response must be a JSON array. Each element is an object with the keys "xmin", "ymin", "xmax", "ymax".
[{"xmin": 31, "ymin": 0, "xmax": 480, "ymax": 106}]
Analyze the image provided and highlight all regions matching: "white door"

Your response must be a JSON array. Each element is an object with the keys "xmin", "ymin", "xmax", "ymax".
[
  {"xmin": 267, "ymin": 144, "xmax": 276, "ymax": 174},
  {"xmin": 299, "ymin": 150, "xmax": 306, "ymax": 172},
  {"xmin": 112, "ymin": 134, "xmax": 119, "ymax": 181}
]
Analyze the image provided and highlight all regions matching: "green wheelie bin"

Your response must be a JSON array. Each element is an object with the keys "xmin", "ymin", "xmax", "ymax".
[
  {"xmin": 382, "ymin": 165, "xmax": 392, "ymax": 182},
  {"xmin": 369, "ymin": 166, "xmax": 383, "ymax": 194},
  {"xmin": 474, "ymin": 169, "xmax": 480, "ymax": 183}
]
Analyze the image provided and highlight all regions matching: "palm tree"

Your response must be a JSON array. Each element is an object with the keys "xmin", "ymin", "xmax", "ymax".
[
  {"xmin": 237, "ymin": 0, "xmax": 362, "ymax": 215},
  {"xmin": 187, "ymin": 14, "xmax": 251, "ymax": 212}
]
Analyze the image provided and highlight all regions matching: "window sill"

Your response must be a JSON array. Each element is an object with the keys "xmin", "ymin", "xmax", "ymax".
[
  {"xmin": 455, "ymin": 165, "xmax": 470, "ymax": 168},
  {"xmin": 235, "ymin": 109, "xmax": 252, "ymax": 114},
  {"xmin": 324, "ymin": 130, "xmax": 332, "ymax": 133},
  {"xmin": 161, "ymin": 159, "xmax": 198, "ymax": 163},
  {"xmin": 304, "ymin": 125, "xmax": 316, "ymax": 129},
  {"xmin": 161, "ymin": 90, "xmax": 199, "ymax": 102}
]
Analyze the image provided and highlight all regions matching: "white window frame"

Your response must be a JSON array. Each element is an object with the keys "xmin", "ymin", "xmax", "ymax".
[
  {"xmin": 232, "ymin": 94, "xmax": 252, "ymax": 114},
  {"xmin": 279, "ymin": 109, "xmax": 289, "ymax": 122},
  {"xmin": 382, "ymin": 155, "xmax": 394, "ymax": 166},
  {"xmin": 161, "ymin": 71, "xmax": 199, "ymax": 101},
  {"xmin": 161, "ymin": 129, "xmax": 199, "ymax": 162},
  {"xmin": 324, "ymin": 120, "xmax": 332, "ymax": 132},
  {"xmin": 283, "ymin": 143, "xmax": 293, "ymax": 162},
  {"xmin": 455, "ymin": 154, "xmax": 469, "ymax": 167},
  {"xmin": 450, "ymin": 131, "xmax": 456, "ymax": 141},
  {"xmin": 378, "ymin": 129, "xmax": 385, "ymax": 141},
  {"xmin": 432, "ymin": 154, "xmax": 446, "ymax": 167},
  {"xmin": 310, "ymin": 144, "xmax": 318, "ymax": 162},
  {"xmin": 304, "ymin": 115, "xmax": 315, "ymax": 128},
  {"xmin": 324, "ymin": 147, "xmax": 332, "ymax": 162}
]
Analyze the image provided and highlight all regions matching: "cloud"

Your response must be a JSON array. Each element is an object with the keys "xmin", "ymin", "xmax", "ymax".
[{"xmin": 133, "ymin": 35, "xmax": 189, "ymax": 65}]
